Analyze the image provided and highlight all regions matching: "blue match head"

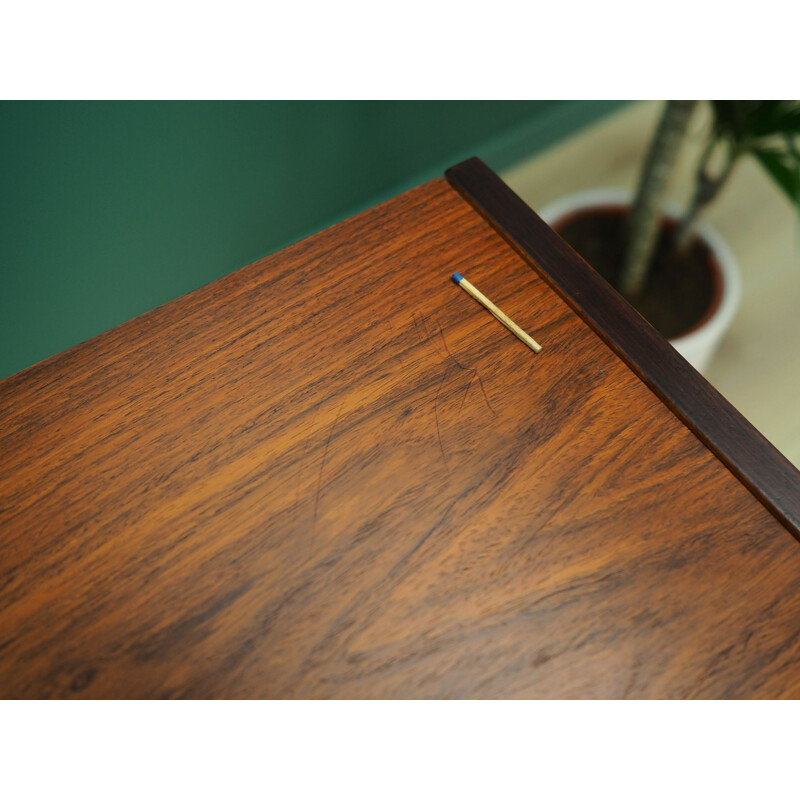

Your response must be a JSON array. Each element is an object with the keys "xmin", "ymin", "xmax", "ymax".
[{"xmin": 452, "ymin": 272, "xmax": 464, "ymax": 285}]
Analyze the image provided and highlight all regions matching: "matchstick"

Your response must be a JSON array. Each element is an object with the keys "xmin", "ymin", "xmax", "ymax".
[{"xmin": 451, "ymin": 272, "xmax": 542, "ymax": 353}]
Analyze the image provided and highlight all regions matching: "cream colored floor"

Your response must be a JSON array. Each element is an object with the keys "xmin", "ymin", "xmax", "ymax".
[{"xmin": 502, "ymin": 101, "xmax": 800, "ymax": 468}]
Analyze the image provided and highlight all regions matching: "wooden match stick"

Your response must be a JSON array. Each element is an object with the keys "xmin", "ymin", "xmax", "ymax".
[{"xmin": 452, "ymin": 273, "xmax": 542, "ymax": 353}]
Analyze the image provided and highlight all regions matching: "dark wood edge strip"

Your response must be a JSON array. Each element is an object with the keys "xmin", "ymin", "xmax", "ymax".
[{"xmin": 446, "ymin": 157, "xmax": 800, "ymax": 540}]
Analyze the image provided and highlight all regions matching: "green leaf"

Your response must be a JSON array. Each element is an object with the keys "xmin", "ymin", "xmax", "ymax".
[
  {"xmin": 711, "ymin": 101, "xmax": 800, "ymax": 142},
  {"xmin": 752, "ymin": 146, "xmax": 800, "ymax": 209},
  {"xmin": 745, "ymin": 101, "xmax": 800, "ymax": 136}
]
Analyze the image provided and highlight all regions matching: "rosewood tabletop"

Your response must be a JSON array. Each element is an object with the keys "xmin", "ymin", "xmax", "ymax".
[{"xmin": 2, "ymin": 165, "xmax": 800, "ymax": 698}]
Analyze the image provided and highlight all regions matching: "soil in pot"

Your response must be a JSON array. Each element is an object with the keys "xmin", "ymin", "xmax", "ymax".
[{"xmin": 554, "ymin": 207, "xmax": 720, "ymax": 340}]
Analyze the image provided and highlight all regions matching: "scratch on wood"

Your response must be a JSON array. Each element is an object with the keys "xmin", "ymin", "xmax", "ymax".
[
  {"xmin": 438, "ymin": 323, "xmax": 497, "ymax": 418},
  {"xmin": 416, "ymin": 313, "xmax": 450, "ymax": 363},
  {"xmin": 475, "ymin": 373, "xmax": 497, "ymax": 417},
  {"xmin": 433, "ymin": 366, "xmax": 451, "ymax": 470},
  {"xmin": 411, "ymin": 311, "xmax": 435, "ymax": 353},
  {"xmin": 458, "ymin": 374, "xmax": 474, "ymax": 414},
  {"xmin": 312, "ymin": 403, "xmax": 344, "ymax": 533},
  {"xmin": 437, "ymin": 325, "xmax": 469, "ymax": 372},
  {"xmin": 415, "ymin": 312, "xmax": 497, "ymax": 443}
]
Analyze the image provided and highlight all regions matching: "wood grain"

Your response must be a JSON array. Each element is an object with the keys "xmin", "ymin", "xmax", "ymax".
[
  {"xmin": 447, "ymin": 157, "xmax": 800, "ymax": 539},
  {"xmin": 1, "ymin": 176, "xmax": 800, "ymax": 698}
]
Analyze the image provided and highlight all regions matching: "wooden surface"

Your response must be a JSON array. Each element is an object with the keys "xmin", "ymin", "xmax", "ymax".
[
  {"xmin": 2, "ymin": 176, "xmax": 800, "ymax": 698},
  {"xmin": 502, "ymin": 100, "xmax": 800, "ymax": 468},
  {"xmin": 447, "ymin": 158, "xmax": 800, "ymax": 538}
]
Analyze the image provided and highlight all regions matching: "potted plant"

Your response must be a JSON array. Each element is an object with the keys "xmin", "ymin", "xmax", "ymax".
[{"xmin": 540, "ymin": 101, "xmax": 800, "ymax": 372}]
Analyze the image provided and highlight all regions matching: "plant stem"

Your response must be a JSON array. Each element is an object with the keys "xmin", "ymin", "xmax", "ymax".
[
  {"xmin": 618, "ymin": 100, "xmax": 697, "ymax": 299},
  {"xmin": 674, "ymin": 138, "xmax": 738, "ymax": 248}
]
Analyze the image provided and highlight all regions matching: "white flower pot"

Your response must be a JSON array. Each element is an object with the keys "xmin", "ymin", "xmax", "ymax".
[{"xmin": 538, "ymin": 189, "xmax": 741, "ymax": 374}]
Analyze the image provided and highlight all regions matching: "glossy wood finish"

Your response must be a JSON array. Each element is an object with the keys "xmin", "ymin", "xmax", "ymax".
[
  {"xmin": 2, "ymin": 177, "xmax": 800, "ymax": 698},
  {"xmin": 447, "ymin": 157, "xmax": 800, "ymax": 538}
]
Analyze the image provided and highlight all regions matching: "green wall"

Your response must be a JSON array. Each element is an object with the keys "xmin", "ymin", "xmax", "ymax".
[{"xmin": 0, "ymin": 101, "xmax": 624, "ymax": 380}]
